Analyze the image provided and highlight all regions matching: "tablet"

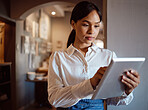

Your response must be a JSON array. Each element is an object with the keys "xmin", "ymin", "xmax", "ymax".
[{"xmin": 92, "ymin": 57, "xmax": 146, "ymax": 99}]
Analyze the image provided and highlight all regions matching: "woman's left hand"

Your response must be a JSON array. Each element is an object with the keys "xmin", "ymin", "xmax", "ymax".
[{"xmin": 121, "ymin": 70, "xmax": 140, "ymax": 95}]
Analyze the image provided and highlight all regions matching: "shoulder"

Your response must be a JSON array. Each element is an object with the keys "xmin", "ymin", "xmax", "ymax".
[
  {"xmin": 50, "ymin": 50, "xmax": 68, "ymax": 61},
  {"xmin": 96, "ymin": 47, "xmax": 117, "ymax": 58},
  {"xmin": 96, "ymin": 47, "xmax": 112, "ymax": 54},
  {"xmin": 92, "ymin": 43, "xmax": 114, "ymax": 55},
  {"xmin": 99, "ymin": 48, "xmax": 112, "ymax": 53}
]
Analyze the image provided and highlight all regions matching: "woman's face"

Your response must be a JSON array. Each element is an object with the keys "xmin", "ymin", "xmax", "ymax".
[{"xmin": 72, "ymin": 10, "xmax": 101, "ymax": 47}]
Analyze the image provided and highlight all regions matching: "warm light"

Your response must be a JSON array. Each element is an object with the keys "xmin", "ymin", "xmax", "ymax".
[{"xmin": 51, "ymin": 11, "xmax": 56, "ymax": 15}]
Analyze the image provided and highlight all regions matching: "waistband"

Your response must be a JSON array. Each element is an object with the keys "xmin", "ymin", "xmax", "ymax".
[
  {"xmin": 56, "ymin": 99, "xmax": 104, "ymax": 110},
  {"xmin": 78, "ymin": 99, "xmax": 103, "ymax": 104}
]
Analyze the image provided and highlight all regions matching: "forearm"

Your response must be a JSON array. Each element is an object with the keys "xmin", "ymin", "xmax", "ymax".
[
  {"xmin": 48, "ymin": 79, "xmax": 94, "ymax": 108},
  {"xmin": 48, "ymin": 86, "xmax": 79, "ymax": 108}
]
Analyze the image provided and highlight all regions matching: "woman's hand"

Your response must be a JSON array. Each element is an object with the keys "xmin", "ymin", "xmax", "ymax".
[
  {"xmin": 121, "ymin": 70, "xmax": 140, "ymax": 95},
  {"xmin": 90, "ymin": 67, "xmax": 107, "ymax": 90}
]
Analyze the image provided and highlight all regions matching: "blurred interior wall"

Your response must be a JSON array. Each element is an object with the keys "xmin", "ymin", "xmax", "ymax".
[{"xmin": 107, "ymin": 0, "xmax": 148, "ymax": 110}]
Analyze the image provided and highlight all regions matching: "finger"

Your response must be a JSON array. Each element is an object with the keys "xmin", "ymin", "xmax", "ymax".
[
  {"xmin": 102, "ymin": 66, "xmax": 108, "ymax": 70},
  {"xmin": 97, "ymin": 68, "xmax": 104, "ymax": 75},
  {"xmin": 129, "ymin": 69, "xmax": 139, "ymax": 78},
  {"xmin": 95, "ymin": 72, "xmax": 103, "ymax": 80},
  {"xmin": 122, "ymin": 75, "xmax": 138, "ymax": 88},
  {"xmin": 121, "ymin": 78, "xmax": 133, "ymax": 89},
  {"xmin": 126, "ymin": 71, "xmax": 140, "ymax": 84},
  {"xmin": 98, "ymin": 67, "xmax": 107, "ymax": 74}
]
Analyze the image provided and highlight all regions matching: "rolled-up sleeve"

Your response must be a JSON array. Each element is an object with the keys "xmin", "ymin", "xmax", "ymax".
[{"xmin": 106, "ymin": 92, "xmax": 133, "ymax": 105}]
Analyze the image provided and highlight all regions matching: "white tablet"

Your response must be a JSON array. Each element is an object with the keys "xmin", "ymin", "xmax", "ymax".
[{"xmin": 92, "ymin": 57, "xmax": 146, "ymax": 99}]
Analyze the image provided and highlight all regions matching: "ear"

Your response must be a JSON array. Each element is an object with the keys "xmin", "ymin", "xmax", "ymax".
[{"xmin": 71, "ymin": 20, "xmax": 76, "ymax": 30}]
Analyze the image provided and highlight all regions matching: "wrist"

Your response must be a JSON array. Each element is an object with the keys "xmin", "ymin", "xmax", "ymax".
[{"xmin": 125, "ymin": 89, "xmax": 133, "ymax": 95}]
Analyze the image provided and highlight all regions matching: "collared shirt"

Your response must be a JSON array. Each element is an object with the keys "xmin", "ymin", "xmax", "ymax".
[{"xmin": 48, "ymin": 44, "xmax": 133, "ymax": 108}]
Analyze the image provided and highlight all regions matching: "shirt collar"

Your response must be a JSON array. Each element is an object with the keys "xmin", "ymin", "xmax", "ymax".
[
  {"xmin": 66, "ymin": 43, "xmax": 99, "ymax": 56},
  {"xmin": 66, "ymin": 44, "xmax": 76, "ymax": 56},
  {"xmin": 89, "ymin": 43, "xmax": 98, "ymax": 53}
]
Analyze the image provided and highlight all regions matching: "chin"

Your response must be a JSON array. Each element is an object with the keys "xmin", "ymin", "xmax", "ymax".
[{"xmin": 85, "ymin": 41, "xmax": 93, "ymax": 46}]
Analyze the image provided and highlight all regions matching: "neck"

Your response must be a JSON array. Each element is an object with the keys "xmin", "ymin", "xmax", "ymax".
[
  {"xmin": 73, "ymin": 41, "xmax": 92, "ymax": 55},
  {"xmin": 73, "ymin": 38, "xmax": 92, "ymax": 49}
]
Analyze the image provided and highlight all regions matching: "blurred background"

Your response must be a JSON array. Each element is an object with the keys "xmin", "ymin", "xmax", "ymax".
[{"xmin": 0, "ymin": 0, "xmax": 148, "ymax": 110}]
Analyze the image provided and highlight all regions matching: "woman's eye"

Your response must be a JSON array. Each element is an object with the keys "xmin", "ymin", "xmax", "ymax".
[
  {"xmin": 94, "ymin": 25, "xmax": 100, "ymax": 28},
  {"xmin": 82, "ymin": 24, "xmax": 89, "ymax": 27}
]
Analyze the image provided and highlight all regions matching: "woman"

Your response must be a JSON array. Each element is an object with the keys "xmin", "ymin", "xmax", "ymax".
[{"xmin": 48, "ymin": 1, "xmax": 140, "ymax": 109}]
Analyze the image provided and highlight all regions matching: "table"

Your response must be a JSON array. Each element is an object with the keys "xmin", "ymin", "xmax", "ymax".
[{"xmin": 26, "ymin": 78, "xmax": 52, "ymax": 108}]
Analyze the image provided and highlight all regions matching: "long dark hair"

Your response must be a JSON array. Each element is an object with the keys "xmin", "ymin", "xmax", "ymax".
[{"xmin": 67, "ymin": 1, "xmax": 102, "ymax": 48}]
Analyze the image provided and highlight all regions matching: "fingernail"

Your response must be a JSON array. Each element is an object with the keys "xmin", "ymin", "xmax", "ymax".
[
  {"xmin": 122, "ymin": 75, "xmax": 125, "ymax": 79},
  {"xmin": 131, "ymin": 70, "xmax": 134, "ymax": 73},
  {"xmin": 121, "ymin": 79, "xmax": 124, "ymax": 82}
]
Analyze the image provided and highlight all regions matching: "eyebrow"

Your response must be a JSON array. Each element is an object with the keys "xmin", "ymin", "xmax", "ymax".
[{"xmin": 82, "ymin": 20, "xmax": 101, "ymax": 24}]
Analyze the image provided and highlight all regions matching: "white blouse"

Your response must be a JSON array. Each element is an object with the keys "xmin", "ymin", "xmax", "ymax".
[{"xmin": 48, "ymin": 44, "xmax": 133, "ymax": 108}]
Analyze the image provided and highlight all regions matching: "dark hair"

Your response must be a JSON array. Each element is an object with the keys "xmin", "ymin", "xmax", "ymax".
[{"xmin": 67, "ymin": 1, "xmax": 102, "ymax": 48}]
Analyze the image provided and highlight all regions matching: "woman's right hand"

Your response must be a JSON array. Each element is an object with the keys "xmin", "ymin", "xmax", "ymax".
[{"xmin": 90, "ymin": 67, "xmax": 107, "ymax": 90}]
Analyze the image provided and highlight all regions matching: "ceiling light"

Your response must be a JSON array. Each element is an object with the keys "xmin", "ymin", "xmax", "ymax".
[{"xmin": 51, "ymin": 11, "xmax": 56, "ymax": 15}]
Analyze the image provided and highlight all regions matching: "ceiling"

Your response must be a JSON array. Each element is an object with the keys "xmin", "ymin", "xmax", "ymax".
[{"xmin": 43, "ymin": 2, "xmax": 75, "ymax": 17}]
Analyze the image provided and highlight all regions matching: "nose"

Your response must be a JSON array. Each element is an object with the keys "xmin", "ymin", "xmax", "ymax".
[{"xmin": 88, "ymin": 26, "xmax": 94, "ymax": 34}]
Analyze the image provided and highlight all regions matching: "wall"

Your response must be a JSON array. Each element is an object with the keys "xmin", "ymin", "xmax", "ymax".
[
  {"xmin": 51, "ymin": 12, "xmax": 71, "ymax": 51},
  {"xmin": 107, "ymin": 0, "xmax": 148, "ymax": 110},
  {"xmin": 15, "ymin": 10, "xmax": 51, "ymax": 109},
  {"xmin": 16, "ymin": 20, "xmax": 36, "ymax": 109}
]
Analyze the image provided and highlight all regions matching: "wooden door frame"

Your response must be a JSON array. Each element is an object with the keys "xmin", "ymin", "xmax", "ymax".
[
  {"xmin": 103, "ymin": 0, "xmax": 107, "ymax": 49},
  {"xmin": 103, "ymin": 1, "xmax": 108, "ymax": 110}
]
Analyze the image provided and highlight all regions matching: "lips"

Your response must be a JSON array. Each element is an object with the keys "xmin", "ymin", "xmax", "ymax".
[{"xmin": 85, "ymin": 36, "xmax": 95, "ymax": 40}]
